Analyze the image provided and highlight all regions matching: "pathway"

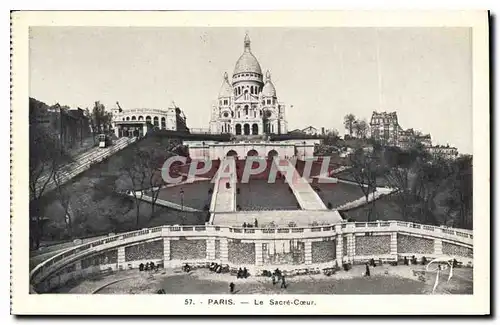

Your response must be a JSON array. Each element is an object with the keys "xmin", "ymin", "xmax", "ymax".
[{"xmin": 272, "ymin": 159, "xmax": 327, "ymax": 210}]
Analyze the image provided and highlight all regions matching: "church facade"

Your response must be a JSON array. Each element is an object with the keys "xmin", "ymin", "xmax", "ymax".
[{"xmin": 209, "ymin": 34, "xmax": 288, "ymax": 136}]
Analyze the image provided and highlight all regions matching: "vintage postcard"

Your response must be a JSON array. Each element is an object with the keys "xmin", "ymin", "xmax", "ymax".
[{"xmin": 11, "ymin": 11, "xmax": 490, "ymax": 315}]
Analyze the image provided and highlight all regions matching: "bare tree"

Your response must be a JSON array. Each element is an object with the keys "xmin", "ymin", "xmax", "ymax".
[
  {"xmin": 347, "ymin": 147, "xmax": 381, "ymax": 221},
  {"xmin": 140, "ymin": 146, "xmax": 169, "ymax": 217},
  {"xmin": 354, "ymin": 119, "xmax": 369, "ymax": 139},
  {"xmin": 52, "ymin": 162, "xmax": 75, "ymax": 239},
  {"xmin": 29, "ymin": 124, "xmax": 71, "ymax": 249},
  {"xmin": 382, "ymin": 146, "xmax": 420, "ymax": 221},
  {"xmin": 118, "ymin": 147, "xmax": 149, "ymax": 227}
]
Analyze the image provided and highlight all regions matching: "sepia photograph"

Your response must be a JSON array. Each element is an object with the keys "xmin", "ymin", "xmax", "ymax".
[{"xmin": 10, "ymin": 11, "xmax": 490, "ymax": 315}]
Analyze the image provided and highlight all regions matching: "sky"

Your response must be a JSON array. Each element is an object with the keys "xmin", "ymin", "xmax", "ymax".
[{"xmin": 29, "ymin": 27, "xmax": 472, "ymax": 153}]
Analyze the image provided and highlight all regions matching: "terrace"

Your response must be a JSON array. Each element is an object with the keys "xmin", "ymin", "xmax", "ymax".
[{"xmin": 236, "ymin": 179, "xmax": 298, "ymax": 211}]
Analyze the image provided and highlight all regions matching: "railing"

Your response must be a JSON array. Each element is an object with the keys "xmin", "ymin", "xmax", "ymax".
[{"xmin": 30, "ymin": 220, "xmax": 473, "ymax": 289}]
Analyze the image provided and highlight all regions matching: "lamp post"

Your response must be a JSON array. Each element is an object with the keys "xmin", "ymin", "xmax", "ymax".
[{"xmin": 303, "ymin": 141, "xmax": 306, "ymax": 160}]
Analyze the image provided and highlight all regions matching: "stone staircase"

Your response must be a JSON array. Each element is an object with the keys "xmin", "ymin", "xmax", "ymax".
[
  {"xmin": 272, "ymin": 159, "xmax": 327, "ymax": 210},
  {"xmin": 34, "ymin": 137, "xmax": 137, "ymax": 197},
  {"xmin": 209, "ymin": 157, "xmax": 237, "ymax": 213}
]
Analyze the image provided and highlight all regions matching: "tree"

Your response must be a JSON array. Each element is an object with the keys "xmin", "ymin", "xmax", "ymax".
[
  {"xmin": 382, "ymin": 146, "xmax": 422, "ymax": 221},
  {"xmin": 347, "ymin": 147, "xmax": 381, "ymax": 221},
  {"xmin": 343, "ymin": 114, "xmax": 356, "ymax": 137},
  {"xmin": 442, "ymin": 155, "xmax": 472, "ymax": 229},
  {"xmin": 85, "ymin": 101, "xmax": 113, "ymax": 144},
  {"xmin": 117, "ymin": 147, "xmax": 149, "ymax": 227},
  {"xmin": 29, "ymin": 123, "xmax": 71, "ymax": 249},
  {"xmin": 141, "ymin": 146, "xmax": 169, "ymax": 217},
  {"xmin": 52, "ymin": 161, "xmax": 75, "ymax": 239},
  {"xmin": 354, "ymin": 119, "xmax": 369, "ymax": 139},
  {"xmin": 323, "ymin": 129, "xmax": 339, "ymax": 146}
]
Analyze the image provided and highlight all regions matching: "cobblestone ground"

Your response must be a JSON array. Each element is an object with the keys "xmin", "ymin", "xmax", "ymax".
[{"xmin": 56, "ymin": 265, "xmax": 473, "ymax": 295}]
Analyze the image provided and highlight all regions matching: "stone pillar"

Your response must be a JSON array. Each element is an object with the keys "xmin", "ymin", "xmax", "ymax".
[
  {"xmin": 163, "ymin": 238, "xmax": 171, "ymax": 264},
  {"xmin": 336, "ymin": 234, "xmax": 343, "ymax": 264},
  {"xmin": 304, "ymin": 241, "xmax": 312, "ymax": 265},
  {"xmin": 117, "ymin": 246, "xmax": 126, "ymax": 267},
  {"xmin": 434, "ymin": 239, "xmax": 443, "ymax": 256},
  {"xmin": 390, "ymin": 232, "xmax": 398, "ymax": 260},
  {"xmin": 206, "ymin": 237, "xmax": 216, "ymax": 260},
  {"xmin": 346, "ymin": 234, "xmax": 356, "ymax": 263},
  {"xmin": 255, "ymin": 241, "xmax": 263, "ymax": 266},
  {"xmin": 220, "ymin": 238, "xmax": 229, "ymax": 263}
]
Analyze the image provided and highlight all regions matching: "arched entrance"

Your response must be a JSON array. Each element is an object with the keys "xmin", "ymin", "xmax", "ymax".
[
  {"xmin": 243, "ymin": 123, "xmax": 250, "ymax": 135},
  {"xmin": 252, "ymin": 123, "xmax": 259, "ymax": 135},
  {"xmin": 226, "ymin": 150, "xmax": 238, "ymax": 158},
  {"xmin": 247, "ymin": 149, "xmax": 258, "ymax": 157},
  {"xmin": 267, "ymin": 149, "xmax": 279, "ymax": 159},
  {"xmin": 235, "ymin": 124, "xmax": 242, "ymax": 135}
]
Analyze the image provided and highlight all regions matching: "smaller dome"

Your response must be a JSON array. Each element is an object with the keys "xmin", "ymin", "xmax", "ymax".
[
  {"xmin": 218, "ymin": 72, "xmax": 233, "ymax": 98},
  {"xmin": 262, "ymin": 70, "xmax": 276, "ymax": 97}
]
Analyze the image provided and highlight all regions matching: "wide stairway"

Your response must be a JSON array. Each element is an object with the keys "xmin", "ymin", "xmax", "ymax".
[
  {"xmin": 34, "ymin": 137, "xmax": 137, "ymax": 196},
  {"xmin": 210, "ymin": 157, "xmax": 237, "ymax": 213},
  {"xmin": 272, "ymin": 159, "xmax": 327, "ymax": 210}
]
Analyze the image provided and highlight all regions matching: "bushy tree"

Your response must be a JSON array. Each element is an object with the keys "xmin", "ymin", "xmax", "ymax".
[{"xmin": 343, "ymin": 114, "xmax": 356, "ymax": 137}]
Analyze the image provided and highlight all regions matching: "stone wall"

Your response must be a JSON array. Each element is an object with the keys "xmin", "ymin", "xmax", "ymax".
[
  {"xmin": 443, "ymin": 241, "xmax": 473, "ymax": 258},
  {"xmin": 397, "ymin": 234, "xmax": 434, "ymax": 254},
  {"xmin": 170, "ymin": 239, "xmax": 207, "ymax": 260},
  {"xmin": 81, "ymin": 250, "xmax": 118, "ymax": 268},
  {"xmin": 355, "ymin": 235, "xmax": 391, "ymax": 256},
  {"xmin": 125, "ymin": 240, "xmax": 163, "ymax": 261},
  {"xmin": 228, "ymin": 240, "xmax": 255, "ymax": 265},
  {"xmin": 311, "ymin": 240, "xmax": 336, "ymax": 264}
]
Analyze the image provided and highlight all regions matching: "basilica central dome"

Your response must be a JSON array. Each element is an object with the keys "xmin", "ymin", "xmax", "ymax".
[{"xmin": 233, "ymin": 34, "xmax": 263, "ymax": 76}]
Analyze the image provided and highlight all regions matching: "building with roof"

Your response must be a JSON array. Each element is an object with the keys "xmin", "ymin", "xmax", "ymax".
[
  {"xmin": 209, "ymin": 34, "xmax": 288, "ymax": 136},
  {"xmin": 398, "ymin": 128, "xmax": 432, "ymax": 149},
  {"xmin": 427, "ymin": 144, "xmax": 459, "ymax": 160},
  {"xmin": 369, "ymin": 111, "xmax": 400, "ymax": 146},
  {"xmin": 111, "ymin": 102, "xmax": 188, "ymax": 138}
]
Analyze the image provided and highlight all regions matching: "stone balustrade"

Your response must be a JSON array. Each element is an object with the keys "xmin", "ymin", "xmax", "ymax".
[{"xmin": 30, "ymin": 220, "xmax": 473, "ymax": 293}]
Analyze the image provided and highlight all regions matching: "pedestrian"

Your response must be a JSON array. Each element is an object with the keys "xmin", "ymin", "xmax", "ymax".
[
  {"xmin": 272, "ymin": 275, "xmax": 276, "ymax": 285},
  {"xmin": 254, "ymin": 218, "xmax": 258, "ymax": 228},
  {"xmin": 365, "ymin": 263, "xmax": 370, "ymax": 277},
  {"xmin": 281, "ymin": 275, "xmax": 287, "ymax": 289},
  {"xmin": 229, "ymin": 282, "xmax": 235, "ymax": 294}
]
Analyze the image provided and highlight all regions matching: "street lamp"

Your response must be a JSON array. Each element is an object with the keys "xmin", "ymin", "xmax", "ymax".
[{"xmin": 180, "ymin": 189, "xmax": 185, "ymax": 211}]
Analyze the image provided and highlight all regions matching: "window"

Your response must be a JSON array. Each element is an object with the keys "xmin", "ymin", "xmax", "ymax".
[
  {"xmin": 244, "ymin": 105, "xmax": 249, "ymax": 115},
  {"xmin": 161, "ymin": 117, "xmax": 166, "ymax": 129},
  {"xmin": 131, "ymin": 116, "xmax": 136, "ymax": 120},
  {"xmin": 224, "ymin": 99, "xmax": 228, "ymax": 105},
  {"xmin": 223, "ymin": 112, "xmax": 229, "ymax": 118},
  {"xmin": 267, "ymin": 99, "xmax": 271, "ymax": 105}
]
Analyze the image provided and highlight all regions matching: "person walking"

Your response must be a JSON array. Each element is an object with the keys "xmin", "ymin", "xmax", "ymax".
[
  {"xmin": 229, "ymin": 282, "xmax": 235, "ymax": 294},
  {"xmin": 365, "ymin": 263, "xmax": 371, "ymax": 277},
  {"xmin": 281, "ymin": 275, "xmax": 287, "ymax": 289}
]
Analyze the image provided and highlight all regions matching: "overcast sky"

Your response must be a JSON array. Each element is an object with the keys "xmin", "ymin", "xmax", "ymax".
[{"xmin": 29, "ymin": 27, "xmax": 472, "ymax": 153}]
